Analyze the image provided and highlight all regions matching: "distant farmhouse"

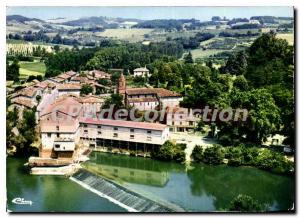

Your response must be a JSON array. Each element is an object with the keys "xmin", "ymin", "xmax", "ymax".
[{"xmin": 133, "ymin": 67, "xmax": 151, "ymax": 77}]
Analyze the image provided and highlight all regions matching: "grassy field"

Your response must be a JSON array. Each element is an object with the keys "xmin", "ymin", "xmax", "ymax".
[
  {"xmin": 188, "ymin": 49, "xmax": 230, "ymax": 59},
  {"xmin": 95, "ymin": 28, "xmax": 154, "ymax": 42},
  {"xmin": 19, "ymin": 61, "xmax": 46, "ymax": 80},
  {"xmin": 276, "ymin": 33, "xmax": 294, "ymax": 45}
]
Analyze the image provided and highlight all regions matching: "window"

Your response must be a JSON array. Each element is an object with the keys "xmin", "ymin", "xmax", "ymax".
[
  {"xmin": 56, "ymin": 126, "xmax": 59, "ymax": 131},
  {"xmin": 189, "ymin": 121, "xmax": 194, "ymax": 126},
  {"xmin": 113, "ymin": 127, "xmax": 118, "ymax": 131},
  {"xmin": 130, "ymin": 135, "xmax": 134, "ymax": 139},
  {"xmin": 47, "ymin": 133, "xmax": 51, "ymax": 138},
  {"xmin": 97, "ymin": 125, "xmax": 101, "ymax": 129},
  {"xmin": 56, "ymin": 133, "xmax": 60, "ymax": 138},
  {"xmin": 54, "ymin": 144, "xmax": 60, "ymax": 149},
  {"xmin": 180, "ymin": 122, "xmax": 182, "ymax": 125},
  {"xmin": 147, "ymin": 130, "xmax": 151, "ymax": 134},
  {"xmin": 84, "ymin": 124, "xmax": 88, "ymax": 128},
  {"xmin": 172, "ymin": 121, "xmax": 175, "ymax": 126},
  {"xmin": 84, "ymin": 130, "xmax": 88, "ymax": 133},
  {"xmin": 130, "ymin": 128, "xmax": 134, "ymax": 133},
  {"xmin": 147, "ymin": 136, "xmax": 152, "ymax": 141},
  {"xmin": 113, "ymin": 133, "xmax": 118, "ymax": 138},
  {"xmin": 98, "ymin": 131, "xmax": 101, "ymax": 135}
]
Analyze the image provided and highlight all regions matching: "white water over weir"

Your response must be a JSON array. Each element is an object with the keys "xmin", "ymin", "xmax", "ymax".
[{"xmin": 70, "ymin": 169, "xmax": 184, "ymax": 212}]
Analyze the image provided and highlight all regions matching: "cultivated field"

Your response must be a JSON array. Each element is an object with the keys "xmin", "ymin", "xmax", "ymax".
[
  {"xmin": 276, "ymin": 33, "xmax": 294, "ymax": 45},
  {"xmin": 19, "ymin": 61, "xmax": 46, "ymax": 80},
  {"xmin": 95, "ymin": 28, "xmax": 154, "ymax": 42}
]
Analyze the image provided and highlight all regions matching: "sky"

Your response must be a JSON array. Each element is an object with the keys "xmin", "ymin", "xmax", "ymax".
[{"xmin": 6, "ymin": 6, "xmax": 294, "ymax": 21}]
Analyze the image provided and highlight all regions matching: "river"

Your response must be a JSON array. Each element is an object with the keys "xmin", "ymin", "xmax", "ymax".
[{"xmin": 7, "ymin": 152, "xmax": 294, "ymax": 212}]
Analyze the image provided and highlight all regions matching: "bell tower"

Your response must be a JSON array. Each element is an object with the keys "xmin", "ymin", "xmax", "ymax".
[{"xmin": 117, "ymin": 73, "xmax": 126, "ymax": 94}]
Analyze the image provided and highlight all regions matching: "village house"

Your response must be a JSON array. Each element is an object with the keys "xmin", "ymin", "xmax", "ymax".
[
  {"xmin": 125, "ymin": 88, "xmax": 182, "ymax": 110},
  {"xmin": 88, "ymin": 70, "xmax": 111, "ymax": 80},
  {"xmin": 117, "ymin": 74, "xmax": 182, "ymax": 110},
  {"xmin": 166, "ymin": 107, "xmax": 200, "ymax": 132},
  {"xmin": 48, "ymin": 76, "xmax": 66, "ymax": 84},
  {"xmin": 133, "ymin": 67, "xmax": 151, "ymax": 77},
  {"xmin": 10, "ymin": 86, "xmax": 41, "ymax": 111},
  {"xmin": 70, "ymin": 75, "xmax": 89, "ymax": 84},
  {"xmin": 11, "ymin": 97, "xmax": 37, "ymax": 110},
  {"xmin": 57, "ymin": 83, "xmax": 82, "ymax": 97},
  {"xmin": 127, "ymin": 97, "xmax": 159, "ymax": 110},
  {"xmin": 39, "ymin": 97, "xmax": 82, "ymax": 159},
  {"xmin": 80, "ymin": 95, "xmax": 105, "ymax": 115}
]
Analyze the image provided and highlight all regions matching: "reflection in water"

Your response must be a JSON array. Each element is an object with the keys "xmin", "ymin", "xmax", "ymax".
[
  {"xmin": 88, "ymin": 152, "xmax": 294, "ymax": 212},
  {"xmin": 187, "ymin": 163, "xmax": 294, "ymax": 211},
  {"xmin": 7, "ymin": 153, "xmax": 295, "ymax": 212},
  {"xmin": 86, "ymin": 152, "xmax": 169, "ymax": 186}
]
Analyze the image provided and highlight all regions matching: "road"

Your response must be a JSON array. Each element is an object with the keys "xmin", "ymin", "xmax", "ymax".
[{"xmin": 170, "ymin": 132, "xmax": 216, "ymax": 163}]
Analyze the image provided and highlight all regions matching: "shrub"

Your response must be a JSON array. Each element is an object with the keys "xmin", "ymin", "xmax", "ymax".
[
  {"xmin": 191, "ymin": 145, "xmax": 203, "ymax": 162},
  {"xmin": 202, "ymin": 145, "xmax": 224, "ymax": 164},
  {"xmin": 228, "ymin": 148, "xmax": 244, "ymax": 166},
  {"xmin": 228, "ymin": 194, "xmax": 265, "ymax": 212},
  {"xmin": 151, "ymin": 141, "xmax": 186, "ymax": 163}
]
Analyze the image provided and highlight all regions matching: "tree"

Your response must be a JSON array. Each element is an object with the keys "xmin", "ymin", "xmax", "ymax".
[
  {"xmin": 245, "ymin": 32, "xmax": 293, "ymax": 87},
  {"xmin": 228, "ymin": 194, "xmax": 264, "ymax": 212},
  {"xmin": 14, "ymin": 109, "xmax": 37, "ymax": 156},
  {"xmin": 7, "ymin": 59, "xmax": 20, "ymax": 82},
  {"xmin": 102, "ymin": 93, "xmax": 124, "ymax": 110},
  {"xmin": 218, "ymin": 88, "xmax": 281, "ymax": 144},
  {"xmin": 184, "ymin": 51, "xmax": 194, "ymax": 64},
  {"xmin": 233, "ymin": 75, "xmax": 249, "ymax": 91},
  {"xmin": 151, "ymin": 141, "xmax": 186, "ymax": 163},
  {"xmin": 220, "ymin": 50, "xmax": 248, "ymax": 75},
  {"xmin": 202, "ymin": 145, "xmax": 224, "ymax": 164},
  {"xmin": 80, "ymin": 84, "xmax": 93, "ymax": 95},
  {"xmin": 36, "ymin": 95, "xmax": 41, "ymax": 103},
  {"xmin": 191, "ymin": 146, "xmax": 203, "ymax": 162}
]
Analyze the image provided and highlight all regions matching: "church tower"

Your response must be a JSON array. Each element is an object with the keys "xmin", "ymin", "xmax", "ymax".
[{"xmin": 117, "ymin": 73, "xmax": 126, "ymax": 94}]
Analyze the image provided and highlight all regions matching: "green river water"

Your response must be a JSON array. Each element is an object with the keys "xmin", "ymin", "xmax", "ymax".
[{"xmin": 7, "ymin": 152, "xmax": 294, "ymax": 212}]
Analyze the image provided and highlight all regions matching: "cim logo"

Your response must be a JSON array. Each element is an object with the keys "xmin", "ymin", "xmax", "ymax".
[{"xmin": 12, "ymin": 197, "xmax": 33, "ymax": 206}]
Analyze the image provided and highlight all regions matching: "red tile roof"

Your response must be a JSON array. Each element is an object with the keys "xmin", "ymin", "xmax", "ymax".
[
  {"xmin": 65, "ymin": 70, "xmax": 77, "ymax": 76},
  {"xmin": 126, "ymin": 88, "xmax": 181, "ymax": 98},
  {"xmin": 80, "ymin": 95, "xmax": 104, "ymax": 104},
  {"xmin": 40, "ymin": 97, "xmax": 82, "ymax": 117},
  {"xmin": 50, "ymin": 77, "xmax": 65, "ymax": 83},
  {"xmin": 89, "ymin": 70, "xmax": 111, "ymax": 79},
  {"xmin": 11, "ymin": 97, "xmax": 35, "ymax": 108},
  {"xmin": 57, "ymin": 83, "xmax": 81, "ymax": 91},
  {"xmin": 58, "ymin": 73, "xmax": 72, "ymax": 80}
]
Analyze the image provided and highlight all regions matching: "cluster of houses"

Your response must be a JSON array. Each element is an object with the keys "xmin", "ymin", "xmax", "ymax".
[{"xmin": 8, "ymin": 68, "xmax": 200, "ymax": 165}]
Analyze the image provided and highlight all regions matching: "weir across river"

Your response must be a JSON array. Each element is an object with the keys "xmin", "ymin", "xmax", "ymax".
[{"xmin": 70, "ymin": 169, "xmax": 185, "ymax": 212}]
